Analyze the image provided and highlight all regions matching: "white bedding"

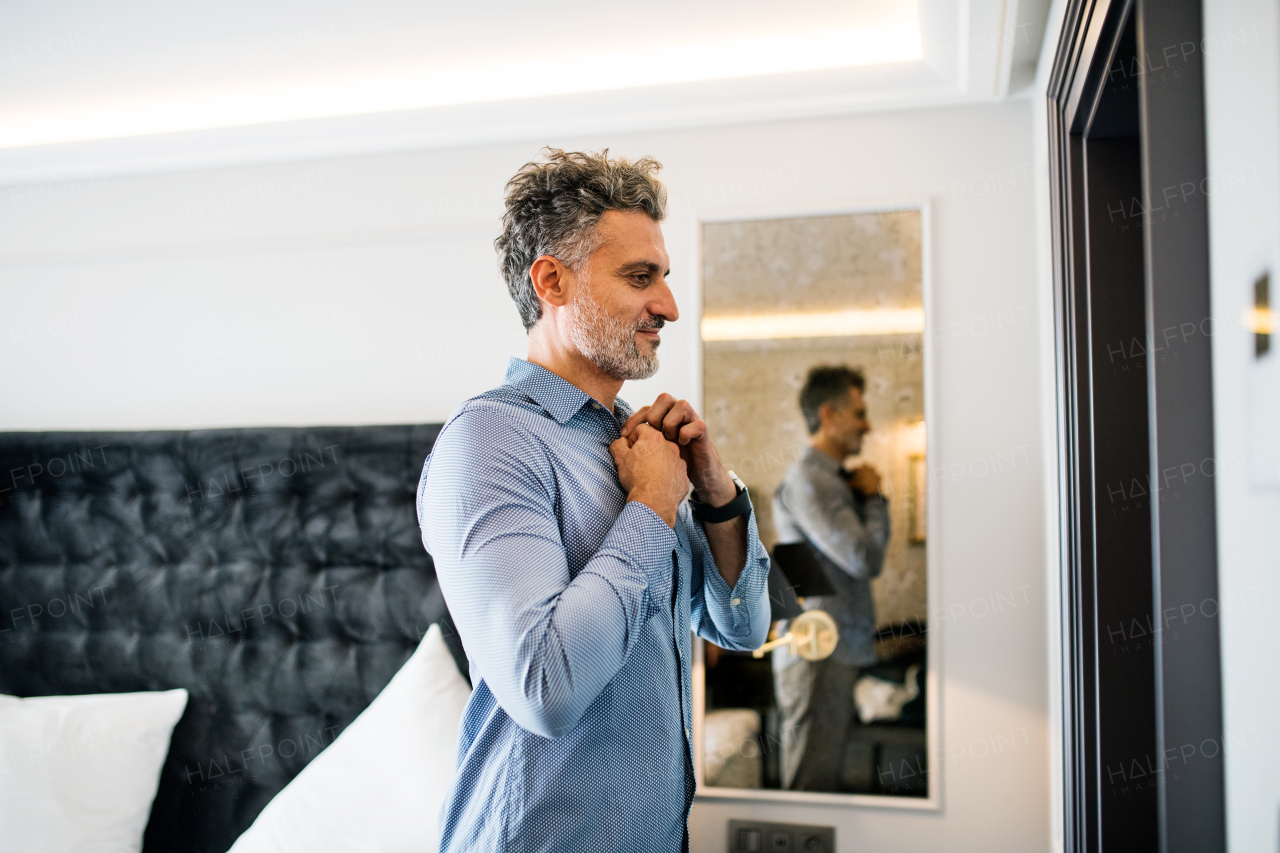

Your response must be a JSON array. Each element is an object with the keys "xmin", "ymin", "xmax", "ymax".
[
  {"xmin": 0, "ymin": 688, "xmax": 188, "ymax": 853},
  {"xmin": 229, "ymin": 623, "xmax": 472, "ymax": 853}
]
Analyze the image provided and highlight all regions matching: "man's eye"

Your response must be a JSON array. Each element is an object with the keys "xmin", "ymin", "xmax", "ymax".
[{"xmin": 633, "ymin": 274, "xmax": 650, "ymax": 285}]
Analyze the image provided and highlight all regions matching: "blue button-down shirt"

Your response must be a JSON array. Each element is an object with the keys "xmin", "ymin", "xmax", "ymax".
[{"xmin": 418, "ymin": 358, "xmax": 771, "ymax": 853}]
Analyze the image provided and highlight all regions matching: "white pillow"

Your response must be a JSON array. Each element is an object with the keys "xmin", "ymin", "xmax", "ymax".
[
  {"xmin": 0, "ymin": 687, "xmax": 189, "ymax": 853},
  {"xmin": 229, "ymin": 623, "xmax": 472, "ymax": 853}
]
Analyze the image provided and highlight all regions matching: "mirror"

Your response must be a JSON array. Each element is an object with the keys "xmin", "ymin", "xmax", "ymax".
[{"xmin": 695, "ymin": 206, "xmax": 933, "ymax": 804}]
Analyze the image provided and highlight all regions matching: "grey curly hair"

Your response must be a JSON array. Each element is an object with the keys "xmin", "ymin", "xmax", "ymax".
[
  {"xmin": 799, "ymin": 365, "xmax": 867, "ymax": 434},
  {"xmin": 495, "ymin": 148, "xmax": 668, "ymax": 330}
]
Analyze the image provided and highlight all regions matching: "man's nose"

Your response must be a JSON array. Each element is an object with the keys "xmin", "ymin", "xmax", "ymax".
[{"xmin": 649, "ymin": 277, "xmax": 679, "ymax": 323}]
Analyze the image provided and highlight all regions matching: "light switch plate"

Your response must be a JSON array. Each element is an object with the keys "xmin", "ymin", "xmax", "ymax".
[{"xmin": 728, "ymin": 819, "xmax": 835, "ymax": 853}]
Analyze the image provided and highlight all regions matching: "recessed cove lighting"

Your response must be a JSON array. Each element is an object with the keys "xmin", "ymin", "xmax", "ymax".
[
  {"xmin": 0, "ymin": 23, "xmax": 921, "ymax": 149},
  {"xmin": 701, "ymin": 308, "xmax": 925, "ymax": 341}
]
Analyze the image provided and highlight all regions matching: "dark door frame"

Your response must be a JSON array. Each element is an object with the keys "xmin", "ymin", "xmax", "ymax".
[{"xmin": 1047, "ymin": 1, "xmax": 1224, "ymax": 851}]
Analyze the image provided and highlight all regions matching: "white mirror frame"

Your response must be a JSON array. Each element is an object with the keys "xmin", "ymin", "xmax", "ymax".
[{"xmin": 690, "ymin": 198, "xmax": 940, "ymax": 811}]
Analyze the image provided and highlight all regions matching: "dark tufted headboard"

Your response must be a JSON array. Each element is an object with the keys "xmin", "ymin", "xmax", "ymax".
[{"xmin": 0, "ymin": 425, "xmax": 459, "ymax": 853}]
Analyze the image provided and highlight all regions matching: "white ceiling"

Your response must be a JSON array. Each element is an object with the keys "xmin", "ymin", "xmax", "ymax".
[{"xmin": 0, "ymin": 0, "xmax": 1051, "ymax": 184}]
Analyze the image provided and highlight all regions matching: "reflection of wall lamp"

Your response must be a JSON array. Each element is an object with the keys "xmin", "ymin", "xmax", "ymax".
[
  {"xmin": 751, "ymin": 610, "xmax": 838, "ymax": 660},
  {"xmin": 900, "ymin": 419, "xmax": 927, "ymax": 456},
  {"xmin": 1244, "ymin": 307, "xmax": 1274, "ymax": 335},
  {"xmin": 701, "ymin": 308, "xmax": 924, "ymax": 341}
]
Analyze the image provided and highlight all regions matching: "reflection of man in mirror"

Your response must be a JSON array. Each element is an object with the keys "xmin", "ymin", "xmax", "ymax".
[{"xmin": 772, "ymin": 365, "xmax": 890, "ymax": 790}]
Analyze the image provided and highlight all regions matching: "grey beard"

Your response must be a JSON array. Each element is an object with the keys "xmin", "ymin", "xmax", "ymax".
[{"xmin": 567, "ymin": 280, "xmax": 660, "ymax": 381}]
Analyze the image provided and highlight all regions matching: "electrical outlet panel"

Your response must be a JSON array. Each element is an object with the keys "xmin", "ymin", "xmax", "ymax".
[{"xmin": 728, "ymin": 819, "xmax": 835, "ymax": 853}]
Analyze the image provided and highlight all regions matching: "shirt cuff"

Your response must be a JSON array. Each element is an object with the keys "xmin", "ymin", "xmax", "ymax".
[{"xmin": 702, "ymin": 512, "xmax": 770, "ymax": 636}]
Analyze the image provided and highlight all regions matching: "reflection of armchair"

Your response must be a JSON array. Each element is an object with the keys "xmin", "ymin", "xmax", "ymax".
[
  {"xmin": 839, "ymin": 626, "xmax": 928, "ymax": 797},
  {"xmin": 702, "ymin": 647, "xmax": 779, "ymax": 788},
  {"xmin": 855, "ymin": 663, "xmax": 921, "ymax": 723},
  {"xmin": 703, "ymin": 709, "xmax": 763, "ymax": 789}
]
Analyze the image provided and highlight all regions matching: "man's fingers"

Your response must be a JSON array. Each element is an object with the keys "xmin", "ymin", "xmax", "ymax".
[
  {"xmin": 619, "ymin": 404, "xmax": 660, "ymax": 438},
  {"xmin": 621, "ymin": 406, "xmax": 651, "ymax": 437},
  {"xmin": 660, "ymin": 403, "xmax": 694, "ymax": 442},
  {"xmin": 608, "ymin": 437, "xmax": 629, "ymax": 464},
  {"xmin": 644, "ymin": 393, "xmax": 678, "ymax": 432},
  {"xmin": 677, "ymin": 420, "xmax": 707, "ymax": 446},
  {"xmin": 623, "ymin": 395, "xmax": 707, "ymax": 443},
  {"xmin": 632, "ymin": 423, "xmax": 661, "ymax": 442}
]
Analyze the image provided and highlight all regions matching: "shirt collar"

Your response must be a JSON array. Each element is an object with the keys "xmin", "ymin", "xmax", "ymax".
[
  {"xmin": 803, "ymin": 445, "xmax": 845, "ymax": 474},
  {"xmin": 503, "ymin": 357, "xmax": 632, "ymax": 425}
]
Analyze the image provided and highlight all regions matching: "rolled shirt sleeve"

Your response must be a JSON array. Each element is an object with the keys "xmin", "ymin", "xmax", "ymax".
[{"xmin": 685, "ymin": 499, "xmax": 771, "ymax": 652}]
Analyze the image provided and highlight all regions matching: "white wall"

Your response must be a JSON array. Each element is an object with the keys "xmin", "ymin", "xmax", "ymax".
[
  {"xmin": 1031, "ymin": 7, "xmax": 1069, "ymax": 853},
  {"xmin": 1201, "ymin": 2, "xmax": 1280, "ymax": 849},
  {"xmin": 0, "ymin": 101, "xmax": 1050, "ymax": 851}
]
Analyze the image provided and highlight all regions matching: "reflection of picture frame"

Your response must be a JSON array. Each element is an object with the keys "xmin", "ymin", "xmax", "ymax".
[{"xmin": 907, "ymin": 455, "xmax": 927, "ymax": 544}]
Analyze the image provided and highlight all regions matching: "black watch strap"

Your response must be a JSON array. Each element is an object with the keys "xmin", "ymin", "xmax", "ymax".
[{"xmin": 690, "ymin": 475, "xmax": 752, "ymax": 524}]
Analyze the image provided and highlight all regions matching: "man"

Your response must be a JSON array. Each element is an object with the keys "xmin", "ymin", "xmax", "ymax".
[
  {"xmin": 771, "ymin": 365, "xmax": 889, "ymax": 790},
  {"xmin": 417, "ymin": 149, "xmax": 771, "ymax": 852}
]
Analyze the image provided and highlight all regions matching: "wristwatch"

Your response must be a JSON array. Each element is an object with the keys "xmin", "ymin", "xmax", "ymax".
[{"xmin": 689, "ymin": 470, "xmax": 752, "ymax": 524}]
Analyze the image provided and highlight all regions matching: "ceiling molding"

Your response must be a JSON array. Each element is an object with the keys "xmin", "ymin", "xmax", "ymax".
[{"xmin": 0, "ymin": 0, "xmax": 1049, "ymax": 187}]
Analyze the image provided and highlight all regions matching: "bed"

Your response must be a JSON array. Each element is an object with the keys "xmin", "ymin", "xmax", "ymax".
[{"xmin": 0, "ymin": 425, "xmax": 461, "ymax": 853}]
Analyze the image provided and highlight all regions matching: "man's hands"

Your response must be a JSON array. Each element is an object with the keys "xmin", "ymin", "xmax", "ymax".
[
  {"xmin": 619, "ymin": 394, "xmax": 737, "ymax": 508},
  {"xmin": 848, "ymin": 463, "xmax": 882, "ymax": 498},
  {"xmin": 609, "ymin": 424, "xmax": 689, "ymax": 528},
  {"xmin": 613, "ymin": 393, "xmax": 749, "ymax": 583}
]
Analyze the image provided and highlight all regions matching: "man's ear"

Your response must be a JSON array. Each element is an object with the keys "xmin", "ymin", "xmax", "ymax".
[
  {"xmin": 816, "ymin": 401, "xmax": 834, "ymax": 430},
  {"xmin": 529, "ymin": 255, "xmax": 573, "ymax": 309}
]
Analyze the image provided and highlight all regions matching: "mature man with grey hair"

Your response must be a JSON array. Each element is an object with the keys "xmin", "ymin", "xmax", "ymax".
[
  {"xmin": 417, "ymin": 149, "xmax": 771, "ymax": 852},
  {"xmin": 773, "ymin": 365, "xmax": 889, "ymax": 791}
]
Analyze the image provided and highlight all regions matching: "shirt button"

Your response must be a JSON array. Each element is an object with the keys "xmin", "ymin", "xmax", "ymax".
[
  {"xmin": 591, "ymin": 402, "xmax": 602, "ymax": 410},
  {"xmin": 731, "ymin": 598, "xmax": 741, "ymax": 606}
]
